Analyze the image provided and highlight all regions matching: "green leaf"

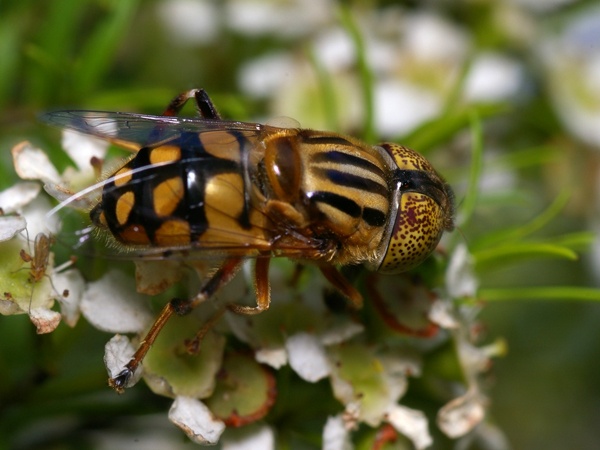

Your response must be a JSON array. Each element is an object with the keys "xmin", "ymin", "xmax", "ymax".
[
  {"xmin": 473, "ymin": 242, "xmax": 578, "ymax": 268},
  {"xmin": 339, "ymin": 5, "xmax": 375, "ymax": 142},
  {"xmin": 400, "ymin": 103, "xmax": 508, "ymax": 153},
  {"xmin": 480, "ymin": 287, "xmax": 600, "ymax": 302},
  {"xmin": 306, "ymin": 46, "xmax": 339, "ymax": 132},
  {"xmin": 472, "ymin": 190, "xmax": 571, "ymax": 250},
  {"xmin": 75, "ymin": 0, "xmax": 140, "ymax": 96},
  {"xmin": 456, "ymin": 110, "xmax": 484, "ymax": 228}
]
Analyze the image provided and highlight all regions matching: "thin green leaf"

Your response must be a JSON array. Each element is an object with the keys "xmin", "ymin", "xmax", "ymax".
[
  {"xmin": 480, "ymin": 287, "xmax": 600, "ymax": 302},
  {"xmin": 472, "ymin": 190, "xmax": 571, "ymax": 250},
  {"xmin": 457, "ymin": 110, "xmax": 484, "ymax": 228},
  {"xmin": 552, "ymin": 231, "xmax": 597, "ymax": 251},
  {"xmin": 473, "ymin": 242, "xmax": 578, "ymax": 268},
  {"xmin": 306, "ymin": 46, "xmax": 339, "ymax": 131},
  {"xmin": 441, "ymin": 54, "xmax": 474, "ymax": 114},
  {"xmin": 400, "ymin": 103, "xmax": 508, "ymax": 153},
  {"xmin": 75, "ymin": 0, "xmax": 139, "ymax": 96},
  {"xmin": 339, "ymin": 5, "xmax": 375, "ymax": 142},
  {"xmin": 26, "ymin": 0, "xmax": 85, "ymax": 103},
  {"xmin": 0, "ymin": 16, "xmax": 21, "ymax": 107},
  {"xmin": 494, "ymin": 145, "xmax": 561, "ymax": 170}
]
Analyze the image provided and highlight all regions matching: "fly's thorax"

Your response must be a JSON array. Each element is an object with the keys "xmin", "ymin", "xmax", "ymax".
[
  {"xmin": 262, "ymin": 129, "xmax": 392, "ymax": 265},
  {"xmin": 366, "ymin": 143, "xmax": 455, "ymax": 274},
  {"xmin": 261, "ymin": 128, "xmax": 303, "ymax": 203}
]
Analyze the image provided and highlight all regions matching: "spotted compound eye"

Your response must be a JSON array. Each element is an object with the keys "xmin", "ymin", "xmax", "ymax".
[{"xmin": 375, "ymin": 144, "xmax": 454, "ymax": 274}]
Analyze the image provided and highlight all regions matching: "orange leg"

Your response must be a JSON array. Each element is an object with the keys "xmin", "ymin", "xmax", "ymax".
[
  {"xmin": 185, "ymin": 308, "xmax": 227, "ymax": 354},
  {"xmin": 108, "ymin": 257, "xmax": 243, "ymax": 393},
  {"xmin": 187, "ymin": 257, "xmax": 273, "ymax": 353},
  {"xmin": 227, "ymin": 257, "xmax": 271, "ymax": 315},
  {"xmin": 319, "ymin": 265, "xmax": 364, "ymax": 309}
]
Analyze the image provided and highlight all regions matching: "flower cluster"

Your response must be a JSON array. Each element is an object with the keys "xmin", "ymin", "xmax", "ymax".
[{"xmin": 0, "ymin": 127, "xmax": 504, "ymax": 448}]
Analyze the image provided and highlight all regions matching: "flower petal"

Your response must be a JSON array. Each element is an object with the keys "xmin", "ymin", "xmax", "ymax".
[
  {"xmin": 11, "ymin": 141, "xmax": 61, "ymax": 185},
  {"xmin": 286, "ymin": 332, "xmax": 330, "ymax": 382},
  {"xmin": 386, "ymin": 404, "xmax": 432, "ymax": 450},
  {"xmin": 0, "ymin": 215, "xmax": 27, "ymax": 242},
  {"xmin": 437, "ymin": 389, "xmax": 486, "ymax": 438},
  {"xmin": 255, "ymin": 346, "xmax": 287, "ymax": 369},
  {"xmin": 61, "ymin": 129, "xmax": 109, "ymax": 171},
  {"xmin": 81, "ymin": 269, "xmax": 153, "ymax": 333},
  {"xmin": 28, "ymin": 307, "xmax": 61, "ymax": 334},
  {"xmin": 446, "ymin": 243, "xmax": 478, "ymax": 298},
  {"xmin": 322, "ymin": 415, "xmax": 352, "ymax": 450},
  {"xmin": 0, "ymin": 182, "xmax": 41, "ymax": 214},
  {"xmin": 168, "ymin": 396, "xmax": 225, "ymax": 445},
  {"xmin": 221, "ymin": 425, "xmax": 275, "ymax": 450},
  {"xmin": 53, "ymin": 268, "xmax": 85, "ymax": 327}
]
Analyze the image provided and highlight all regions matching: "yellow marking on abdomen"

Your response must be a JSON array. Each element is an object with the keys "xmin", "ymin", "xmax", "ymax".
[
  {"xmin": 203, "ymin": 173, "xmax": 268, "ymax": 247},
  {"xmin": 149, "ymin": 145, "xmax": 182, "ymax": 165},
  {"xmin": 113, "ymin": 167, "xmax": 133, "ymax": 187},
  {"xmin": 200, "ymin": 130, "xmax": 254, "ymax": 163},
  {"xmin": 153, "ymin": 177, "xmax": 184, "ymax": 217},
  {"xmin": 154, "ymin": 220, "xmax": 190, "ymax": 246},
  {"xmin": 116, "ymin": 191, "xmax": 135, "ymax": 225}
]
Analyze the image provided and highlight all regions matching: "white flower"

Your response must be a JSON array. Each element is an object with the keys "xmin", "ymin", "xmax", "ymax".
[
  {"xmin": 169, "ymin": 396, "xmax": 225, "ymax": 445},
  {"xmin": 464, "ymin": 53, "xmax": 525, "ymax": 102},
  {"xmin": 225, "ymin": 0, "xmax": 334, "ymax": 37},
  {"xmin": 0, "ymin": 137, "xmax": 97, "ymax": 333},
  {"xmin": 157, "ymin": 0, "xmax": 220, "ymax": 44},
  {"xmin": 539, "ymin": 6, "xmax": 600, "ymax": 147},
  {"xmin": 437, "ymin": 387, "xmax": 487, "ymax": 439},
  {"xmin": 386, "ymin": 404, "xmax": 432, "ymax": 450},
  {"xmin": 221, "ymin": 425, "xmax": 275, "ymax": 450},
  {"xmin": 323, "ymin": 415, "xmax": 352, "ymax": 450}
]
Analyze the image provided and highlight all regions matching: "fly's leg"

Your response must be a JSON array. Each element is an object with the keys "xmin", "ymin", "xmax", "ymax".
[
  {"xmin": 227, "ymin": 257, "xmax": 271, "ymax": 315},
  {"xmin": 147, "ymin": 88, "xmax": 221, "ymax": 145},
  {"xmin": 194, "ymin": 89, "xmax": 221, "ymax": 120},
  {"xmin": 108, "ymin": 257, "xmax": 243, "ymax": 393},
  {"xmin": 184, "ymin": 308, "xmax": 227, "ymax": 354},
  {"xmin": 161, "ymin": 88, "xmax": 221, "ymax": 119},
  {"xmin": 319, "ymin": 265, "xmax": 364, "ymax": 309},
  {"xmin": 185, "ymin": 257, "xmax": 272, "ymax": 354}
]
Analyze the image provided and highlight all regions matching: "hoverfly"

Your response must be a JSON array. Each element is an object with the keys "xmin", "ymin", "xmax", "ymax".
[{"xmin": 41, "ymin": 89, "xmax": 454, "ymax": 392}]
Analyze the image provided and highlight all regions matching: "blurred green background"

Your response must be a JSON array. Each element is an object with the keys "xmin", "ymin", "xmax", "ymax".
[{"xmin": 2, "ymin": 0, "xmax": 600, "ymax": 449}]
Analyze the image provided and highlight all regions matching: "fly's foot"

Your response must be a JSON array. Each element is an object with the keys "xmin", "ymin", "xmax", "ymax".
[{"xmin": 108, "ymin": 366, "xmax": 134, "ymax": 394}]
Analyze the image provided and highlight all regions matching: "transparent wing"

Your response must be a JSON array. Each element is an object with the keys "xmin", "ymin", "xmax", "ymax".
[
  {"xmin": 40, "ymin": 110, "xmax": 264, "ymax": 150},
  {"xmin": 48, "ymin": 157, "xmax": 325, "ymax": 263}
]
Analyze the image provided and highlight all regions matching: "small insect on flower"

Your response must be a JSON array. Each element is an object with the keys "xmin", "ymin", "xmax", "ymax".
[
  {"xmin": 41, "ymin": 89, "xmax": 454, "ymax": 393},
  {"xmin": 20, "ymin": 232, "xmax": 52, "ymax": 286},
  {"xmin": 18, "ymin": 232, "xmax": 70, "ymax": 308}
]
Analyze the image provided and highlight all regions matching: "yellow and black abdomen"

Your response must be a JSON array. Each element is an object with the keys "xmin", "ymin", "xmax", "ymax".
[{"xmin": 91, "ymin": 131, "xmax": 270, "ymax": 251}]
